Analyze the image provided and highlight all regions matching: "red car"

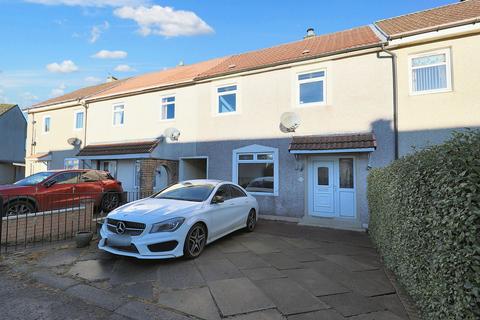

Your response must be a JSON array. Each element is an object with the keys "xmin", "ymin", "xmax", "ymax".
[{"xmin": 0, "ymin": 169, "xmax": 124, "ymax": 217}]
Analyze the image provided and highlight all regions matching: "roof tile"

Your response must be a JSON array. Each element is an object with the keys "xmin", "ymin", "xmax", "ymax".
[
  {"xmin": 77, "ymin": 140, "xmax": 160, "ymax": 157},
  {"xmin": 289, "ymin": 133, "xmax": 376, "ymax": 151}
]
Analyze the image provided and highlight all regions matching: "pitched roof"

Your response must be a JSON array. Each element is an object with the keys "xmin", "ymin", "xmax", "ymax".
[
  {"xmin": 91, "ymin": 57, "xmax": 229, "ymax": 100},
  {"xmin": 0, "ymin": 104, "xmax": 17, "ymax": 117},
  {"xmin": 376, "ymin": 0, "xmax": 480, "ymax": 38},
  {"xmin": 197, "ymin": 26, "xmax": 382, "ymax": 79},
  {"xmin": 77, "ymin": 139, "xmax": 160, "ymax": 157},
  {"xmin": 289, "ymin": 133, "xmax": 376, "ymax": 152},
  {"xmin": 30, "ymin": 80, "xmax": 127, "ymax": 109}
]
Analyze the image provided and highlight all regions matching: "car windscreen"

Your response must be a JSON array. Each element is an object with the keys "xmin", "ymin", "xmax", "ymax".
[
  {"xmin": 14, "ymin": 172, "xmax": 54, "ymax": 186},
  {"xmin": 154, "ymin": 182, "xmax": 215, "ymax": 202}
]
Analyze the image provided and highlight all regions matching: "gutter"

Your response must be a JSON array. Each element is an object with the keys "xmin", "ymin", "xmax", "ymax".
[{"xmin": 376, "ymin": 44, "xmax": 399, "ymax": 160}]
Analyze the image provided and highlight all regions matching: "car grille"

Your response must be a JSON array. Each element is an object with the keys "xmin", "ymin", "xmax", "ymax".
[
  {"xmin": 106, "ymin": 218, "xmax": 146, "ymax": 236},
  {"xmin": 105, "ymin": 239, "xmax": 139, "ymax": 253}
]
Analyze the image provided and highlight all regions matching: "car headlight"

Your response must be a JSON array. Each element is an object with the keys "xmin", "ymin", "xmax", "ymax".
[{"xmin": 150, "ymin": 217, "xmax": 185, "ymax": 233}]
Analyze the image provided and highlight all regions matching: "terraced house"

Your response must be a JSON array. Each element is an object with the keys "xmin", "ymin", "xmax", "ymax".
[{"xmin": 26, "ymin": 0, "xmax": 480, "ymax": 230}]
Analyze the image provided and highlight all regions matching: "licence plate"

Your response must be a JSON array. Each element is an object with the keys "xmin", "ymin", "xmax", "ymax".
[{"xmin": 107, "ymin": 234, "xmax": 132, "ymax": 246}]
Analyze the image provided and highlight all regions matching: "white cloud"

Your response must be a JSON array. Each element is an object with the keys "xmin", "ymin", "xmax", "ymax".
[
  {"xmin": 46, "ymin": 60, "xmax": 79, "ymax": 73},
  {"xmin": 85, "ymin": 76, "xmax": 102, "ymax": 84},
  {"xmin": 26, "ymin": 0, "xmax": 148, "ymax": 7},
  {"xmin": 50, "ymin": 83, "xmax": 67, "ymax": 97},
  {"xmin": 21, "ymin": 92, "xmax": 39, "ymax": 102},
  {"xmin": 114, "ymin": 5, "xmax": 214, "ymax": 37},
  {"xmin": 89, "ymin": 21, "xmax": 109, "ymax": 43},
  {"xmin": 114, "ymin": 64, "xmax": 135, "ymax": 72},
  {"xmin": 92, "ymin": 50, "xmax": 127, "ymax": 59}
]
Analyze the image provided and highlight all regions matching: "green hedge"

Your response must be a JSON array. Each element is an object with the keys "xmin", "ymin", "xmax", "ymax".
[{"xmin": 368, "ymin": 130, "xmax": 480, "ymax": 320}]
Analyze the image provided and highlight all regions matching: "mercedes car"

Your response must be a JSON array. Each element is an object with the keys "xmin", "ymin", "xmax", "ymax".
[{"xmin": 98, "ymin": 180, "xmax": 258, "ymax": 259}]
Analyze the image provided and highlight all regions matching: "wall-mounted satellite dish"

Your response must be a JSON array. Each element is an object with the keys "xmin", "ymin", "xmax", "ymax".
[
  {"xmin": 164, "ymin": 127, "xmax": 181, "ymax": 142},
  {"xmin": 280, "ymin": 112, "xmax": 301, "ymax": 133},
  {"xmin": 67, "ymin": 137, "xmax": 82, "ymax": 146}
]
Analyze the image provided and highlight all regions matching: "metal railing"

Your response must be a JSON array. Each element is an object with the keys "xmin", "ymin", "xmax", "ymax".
[{"xmin": 0, "ymin": 191, "xmax": 154, "ymax": 253}]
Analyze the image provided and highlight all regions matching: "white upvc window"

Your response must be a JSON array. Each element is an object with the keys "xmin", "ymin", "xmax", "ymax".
[
  {"xmin": 74, "ymin": 110, "xmax": 84, "ymax": 130},
  {"xmin": 232, "ymin": 144, "xmax": 279, "ymax": 196},
  {"xmin": 216, "ymin": 85, "xmax": 238, "ymax": 114},
  {"xmin": 64, "ymin": 158, "xmax": 80, "ymax": 169},
  {"xmin": 43, "ymin": 115, "xmax": 51, "ymax": 133},
  {"xmin": 297, "ymin": 70, "xmax": 326, "ymax": 106},
  {"xmin": 134, "ymin": 160, "xmax": 141, "ymax": 188},
  {"xmin": 409, "ymin": 48, "xmax": 452, "ymax": 95},
  {"xmin": 113, "ymin": 104, "xmax": 125, "ymax": 126},
  {"xmin": 161, "ymin": 96, "xmax": 175, "ymax": 120}
]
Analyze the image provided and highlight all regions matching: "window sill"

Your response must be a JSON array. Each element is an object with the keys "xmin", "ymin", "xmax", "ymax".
[
  {"xmin": 159, "ymin": 118, "xmax": 175, "ymax": 123},
  {"xmin": 295, "ymin": 102, "xmax": 327, "ymax": 108},
  {"xmin": 409, "ymin": 88, "xmax": 452, "ymax": 96},
  {"xmin": 213, "ymin": 111, "xmax": 240, "ymax": 117}
]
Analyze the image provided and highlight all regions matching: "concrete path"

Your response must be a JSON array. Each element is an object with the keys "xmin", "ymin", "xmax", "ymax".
[{"xmin": 1, "ymin": 220, "xmax": 410, "ymax": 319}]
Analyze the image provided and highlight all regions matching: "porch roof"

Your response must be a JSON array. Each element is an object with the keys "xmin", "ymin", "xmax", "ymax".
[
  {"xmin": 25, "ymin": 152, "xmax": 52, "ymax": 161},
  {"xmin": 77, "ymin": 139, "xmax": 160, "ymax": 158},
  {"xmin": 289, "ymin": 133, "xmax": 376, "ymax": 154}
]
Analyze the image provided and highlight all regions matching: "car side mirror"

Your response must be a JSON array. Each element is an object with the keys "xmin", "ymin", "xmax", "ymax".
[
  {"xmin": 44, "ymin": 180, "xmax": 56, "ymax": 188},
  {"xmin": 212, "ymin": 195, "xmax": 224, "ymax": 204}
]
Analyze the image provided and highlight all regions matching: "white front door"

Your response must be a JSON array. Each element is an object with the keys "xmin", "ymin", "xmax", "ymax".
[
  {"xmin": 311, "ymin": 160, "xmax": 335, "ymax": 217},
  {"xmin": 309, "ymin": 158, "xmax": 356, "ymax": 218}
]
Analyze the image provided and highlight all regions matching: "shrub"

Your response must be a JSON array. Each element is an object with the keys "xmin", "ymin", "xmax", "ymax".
[{"xmin": 368, "ymin": 130, "xmax": 480, "ymax": 320}]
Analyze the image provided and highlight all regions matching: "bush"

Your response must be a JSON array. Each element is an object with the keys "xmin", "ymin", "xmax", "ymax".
[{"xmin": 368, "ymin": 130, "xmax": 480, "ymax": 320}]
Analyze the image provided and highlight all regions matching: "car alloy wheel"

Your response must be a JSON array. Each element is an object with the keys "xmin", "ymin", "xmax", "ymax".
[
  {"xmin": 185, "ymin": 224, "xmax": 206, "ymax": 258},
  {"xmin": 5, "ymin": 201, "xmax": 34, "ymax": 217},
  {"xmin": 101, "ymin": 193, "xmax": 120, "ymax": 212},
  {"xmin": 246, "ymin": 210, "xmax": 256, "ymax": 232}
]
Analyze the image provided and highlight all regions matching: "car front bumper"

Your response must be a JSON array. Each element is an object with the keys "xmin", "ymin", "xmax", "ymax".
[{"xmin": 98, "ymin": 223, "xmax": 186, "ymax": 259}]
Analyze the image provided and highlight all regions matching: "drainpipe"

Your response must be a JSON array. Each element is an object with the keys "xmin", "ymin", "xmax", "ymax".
[
  {"xmin": 80, "ymin": 100, "xmax": 89, "ymax": 168},
  {"xmin": 377, "ymin": 44, "xmax": 399, "ymax": 160}
]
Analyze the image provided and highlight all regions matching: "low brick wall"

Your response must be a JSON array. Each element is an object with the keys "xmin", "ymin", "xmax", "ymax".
[{"xmin": 1, "ymin": 202, "xmax": 94, "ymax": 246}]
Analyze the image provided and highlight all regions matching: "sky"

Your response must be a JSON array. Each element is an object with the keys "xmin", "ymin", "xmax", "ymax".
[{"xmin": 0, "ymin": 0, "xmax": 453, "ymax": 108}]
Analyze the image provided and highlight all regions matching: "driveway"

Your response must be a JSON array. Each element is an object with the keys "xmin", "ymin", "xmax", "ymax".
[{"xmin": 2, "ymin": 220, "xmax": 410, "ymax": 319}]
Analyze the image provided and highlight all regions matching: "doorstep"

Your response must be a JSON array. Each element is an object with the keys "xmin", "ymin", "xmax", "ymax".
[{"xmin": 299, "ymin": 215, "xmax": 366, "ymax": 232}]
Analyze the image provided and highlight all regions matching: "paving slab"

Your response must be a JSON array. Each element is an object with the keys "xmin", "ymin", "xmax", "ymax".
[
  {"xmin": 229, "ymin": 309, "xmax": 286, "ymax": 320},
  {"xmin": 260, "ymin": 252, "xmax": 303, "ymax": 270},
  {"xmin": 280, "ymin": 237, "xmax": 322, "ymax": 249},
  {"xmin": 196, "ymin": 258, "xmax": 243, "ymax": 281},
  {"xmin": 195, "ymin": 245, "xmax": 226, "ymax": 261},
  {"xmin": 370, "ymin": 294, "xmax": 409, "ymax": 319},
  {"xmin": 242, "ymin": 267, "xmax": 286, "ymax": 281},
  {"xmin": 157, "ymin": 260, "xmax": 205, "ymax": 290},
  {"xmin": 255, "ymin": 278, "xmax": 329, "ymax": 315},
  {"xmin": 208, "ymin": 277, "xmax": 275, "ymax": 316},
  {"xmin": 112, "ymin": 281, "xmax": 154, "ymax": 300},
  {"xmin": 323, "ymin": 255, "xmax": 378, "ymax": 272},
  {"xmin": 68, "ymin": 259, "xmax": 114, "ymax": 282},
  {"xmin": 281, "ymin": 248, "xmax": 324, "ymax": 262},
  {"xmin": 31, "ymin": 270, "xmax": 79, "ymax": 290},
  {"xmin": 283, "ymin": 268, "xmax": 350, "ymax": 297},
  {"xmin": 109, "ymin": 259, "xmax": 159, "ymax": 285},
  {"xmin": 226, "ymin": 252, "xmax": 271, "ymax": 269},
  {"xmin": 241, "ymin": 239, "xmax": 282, "ymax": 254},
  {"xmin": 342, "ymin": 270, "xmax": 395, "ymax": 297},
  {"xmin": 215, "ymin": 239, "xmax": 250, "ymax": 253},
  {"xmin": 319, "ymin": 292, "xmax": 384, "ymax": 317},
  {"xmin": 66, "ymin": 284, "xmax": 126, "ymax": 311},
  {"xmin": 349, "ymin": 310, "xmax": 405, "ymax": 320},
  {"xmin": 158, "ymin": 286, "xmax": 221, "ymax": 320},
  {"xmin": 38, "ymin": 249, "xmax": 79, "ymax": 267},
  {"xmin": 303, "ymin": 260, "xmax": 352, "ymax": 284},
  {"xmin": 115, "ymin": 300, "xmax": 191, "ymax": 320},
  {"xmin": 287, "ymin": 309, "xmax": 346, "ymax": 320}
]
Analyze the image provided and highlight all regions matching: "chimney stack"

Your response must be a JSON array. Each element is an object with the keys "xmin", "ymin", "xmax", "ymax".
[
  {"xmin": 304, "ymin": 27, "xmax": 315, "ymax": 39},
  {"xmin": 106, "ymin": 75, "xmax": 118, "ymax": 83}
]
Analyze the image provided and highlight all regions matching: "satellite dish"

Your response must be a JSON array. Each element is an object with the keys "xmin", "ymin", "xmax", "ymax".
[
  {"xmin": 280, "ymin": 112, "xmax": 301, "ymax": 133},
  {"xmin": 164, "ymin": 127, "xmax": 181, "ymax": 142},
  {"xmin": 67, "ymin": 137, "xmax": 82, "ymax": 146}
]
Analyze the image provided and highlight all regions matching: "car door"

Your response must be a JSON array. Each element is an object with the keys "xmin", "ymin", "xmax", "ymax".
[
  {"xmin": 207, "ymin": 184, "xmax": 233, "ymax": 240},
  {"xmin": 76, "ymin": 171, "xmax": 104, "ymax": 206},
  {"xmin": 229, "ymin": 185, "xmax": 251, "ymax": 229},
  {"xmin": 39, "ymin": 172, "xmax": 80, "ymax": 210}
]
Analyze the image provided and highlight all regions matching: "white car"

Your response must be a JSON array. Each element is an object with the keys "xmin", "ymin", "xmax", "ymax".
[{"xmin": 98, "ymin": 180, "xmax": 258, "ymax": 259}]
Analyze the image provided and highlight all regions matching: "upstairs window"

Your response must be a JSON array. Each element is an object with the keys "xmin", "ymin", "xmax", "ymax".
[
  {"xmin": 217, "ymin": 85, "xmax": 237, "ymax": 113},
  {"xmin": 410, "ymin": 49, "xmax": 451, "ymax": 94},
  {"xmin": 161, "ymin": 96, "xmax": 175, "ymax": 120},
  {"xmin": 74, "ymin": 110, "xmax": 84, "ymax": 130},
  {"xmin": 113, "ymin": 104, "xmax": 124, "ymax": 126},
  {"xmin": 43, "ymin": 116, "xmax": 51, "ymax": 133},
  {"xmin": 298, "ymin": 70, "xmax": 326, "ymax": 105}
]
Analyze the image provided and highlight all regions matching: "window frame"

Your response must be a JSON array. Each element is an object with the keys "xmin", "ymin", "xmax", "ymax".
[
  {"xmin": 64, "ymin": 158, "xmax": 80, "ymax": 170},
  {"xmin": 408, "ymin": 48, "xmax": 452, "ymax": 96},
  {"xmin": 73, "ymin": 110, "xmax": 85, "ymax": 130},
  {"xmin": 296, "ymin": 69, "xmax": 327, "ymax": 107},
  {"xmin": 160, "ymin": 95, "xmax": 176, "ymax": 121},
  {"xmin": 232, "ymin": 144, "xmax": 279, "ymax": 196},
  {"xmin": 42, "ymin": 115, "xmax": 51, "ymax": 134},
  {"xmin": 134, "ymin": 160, "xmax": 141, "ymax": 188},
  {"xmin": 112, "ymin": 103, "xmax": 125, "ymax": 127},
  {"xmin": 214, "ymin": 83, "xmax": 239, "ymax": 116}
]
